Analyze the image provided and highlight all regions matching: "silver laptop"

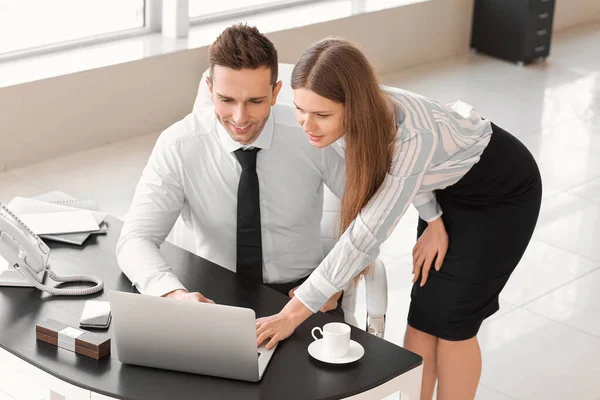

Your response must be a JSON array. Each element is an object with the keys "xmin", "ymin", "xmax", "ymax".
[{"xmin": 108, "ymin": 290, "xmax": 277, "ymax": 382}]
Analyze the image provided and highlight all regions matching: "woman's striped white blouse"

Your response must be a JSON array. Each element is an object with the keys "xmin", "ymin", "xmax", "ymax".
[{"xmin": 294, "ymin": 86, "xmax": 494, "ymax": 313}]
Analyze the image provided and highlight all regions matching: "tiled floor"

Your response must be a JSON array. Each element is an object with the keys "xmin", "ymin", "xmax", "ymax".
[{"xmin": 1, "ymin": 22, "xmax": 600, "ymax": 400}]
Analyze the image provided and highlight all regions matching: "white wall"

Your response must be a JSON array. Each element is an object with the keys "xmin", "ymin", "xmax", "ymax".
[
  {"xmin": 0, "ymin": 49, "xmax": 204, "ymax": 172},
  {"xmin": 1, "ymin": 0, "xmax": 598, "ymax": 171},
  {"xmin": 0, "ymin": 0, "xmax": 474, "ymax": 171},
  {"xmin": 554, "ymin": 0, "xmax": 600, "ymax": 32}
]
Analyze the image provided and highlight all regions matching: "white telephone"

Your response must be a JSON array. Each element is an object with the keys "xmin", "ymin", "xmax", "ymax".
[{"xmin": 0, "ymin": 202, "xmax": 103, "ymax": 295}]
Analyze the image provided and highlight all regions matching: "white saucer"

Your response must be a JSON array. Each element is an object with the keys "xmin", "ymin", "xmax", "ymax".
[{"xmin": 308, "ymin": 339, "xmax": 365, "ymax": 364}]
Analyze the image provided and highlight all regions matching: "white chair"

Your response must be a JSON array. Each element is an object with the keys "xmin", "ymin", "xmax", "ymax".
[{"xmin": 176, "ymin": 63, "xmax": 387, "ymax": 337}]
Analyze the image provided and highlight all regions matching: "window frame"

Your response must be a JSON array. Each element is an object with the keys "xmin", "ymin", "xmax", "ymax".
[
  {"xmin": 189, "ymin": 0, "xmax": 320, "ymax": 26},
  {"xmin": 0, "ymin": 0, "xmax": 157, "ymax": 62},
  {"xmin": 0, "ymin": 0, "xmax": 393, "ymax": 63}
]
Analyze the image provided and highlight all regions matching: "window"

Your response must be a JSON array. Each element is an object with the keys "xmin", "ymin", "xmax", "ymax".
[
  {"xmin": 189, "ymin": 0, "xmax": 315, "ymax": 21},
  {"xmin": 0, "ymin": 0, "xmax": 145, "ymax": 57}
]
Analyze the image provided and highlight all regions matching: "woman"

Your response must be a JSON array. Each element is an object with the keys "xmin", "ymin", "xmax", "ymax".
[{"xmin": 256, "ymin": 38, "xmax": 542, "ymax": 400}]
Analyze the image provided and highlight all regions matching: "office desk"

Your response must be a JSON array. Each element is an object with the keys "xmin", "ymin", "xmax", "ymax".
[{"xmin": 0, "ymin": 216, "xmax": 423, "ymax": 400}]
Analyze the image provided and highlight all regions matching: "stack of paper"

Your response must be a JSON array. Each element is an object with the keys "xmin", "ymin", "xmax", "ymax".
[{"xmin": 7, "ymin": 192, "xmax": 109, "ymax": 245}]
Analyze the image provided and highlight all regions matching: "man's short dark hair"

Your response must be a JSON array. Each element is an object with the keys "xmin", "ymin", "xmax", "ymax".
[{"xmin": 208, "ymin": 24, "xmax": 278, "ymax": 86}]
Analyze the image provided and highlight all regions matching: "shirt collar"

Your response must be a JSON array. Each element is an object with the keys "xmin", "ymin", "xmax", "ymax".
[
  {"xmin": 332, "ymin": 137, "xmax": 345, "ymax": 158},
  {"xmin": 215, "ymin": 111, "xmax": 274, "ymax": 153}
]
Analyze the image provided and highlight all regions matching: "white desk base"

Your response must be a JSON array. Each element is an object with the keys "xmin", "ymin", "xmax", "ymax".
[
  {"xmin": 1, "ymin": 345, "xmax": 422, "ymax": 400},
  {"xmin": 342, "ymin": 363, "xmax": 423, "ymax": 400}
]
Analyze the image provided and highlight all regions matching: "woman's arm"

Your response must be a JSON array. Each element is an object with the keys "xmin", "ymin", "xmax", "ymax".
[
  {"xmin": 293, "ymin": 128, "xmax": 439, "ymax": 312},
  {"xmin": 256, "ymin": 129, "xmax": 440, "ymax": 349}
]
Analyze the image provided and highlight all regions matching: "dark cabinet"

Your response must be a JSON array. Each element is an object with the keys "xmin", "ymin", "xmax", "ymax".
[{"xmin": 471, "ymin": 0, "xmax": 556, "ymax": 65}]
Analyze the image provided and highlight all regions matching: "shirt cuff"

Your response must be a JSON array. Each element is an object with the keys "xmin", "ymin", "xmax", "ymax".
[
  {"xmin": 423, "ymin": 210, "xmax": 443, "ymax": 223},
  {"xmin": 413, "ymin": 193, "xmax": 443, "ymax": 222},
  {"xmin": 294, "ymin": 272, "xmax": 339, "ymax": 313},
  {"xmin": 135, "ymin": 271, "xmax": 186, "ymax": 297}
]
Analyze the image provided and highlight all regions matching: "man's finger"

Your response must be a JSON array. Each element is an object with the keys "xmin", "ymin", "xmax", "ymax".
[
  {"xmin": 192, "ymin": 293, "xmax": 211, "ymax": 303},
  {"xmin": 192, "ymin": 294, "xmax": 205, "ymax": 302}
]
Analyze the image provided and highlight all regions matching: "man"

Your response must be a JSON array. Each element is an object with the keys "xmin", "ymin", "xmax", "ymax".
[{"xmin": 116, "ymin": 24, "xmax": 345, "ymax": 316}]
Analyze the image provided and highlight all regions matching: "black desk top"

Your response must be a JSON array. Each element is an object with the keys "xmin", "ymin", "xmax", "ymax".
[{"xmin": 0, "ymin": 216, "xmax": 422, "ymax": 400}]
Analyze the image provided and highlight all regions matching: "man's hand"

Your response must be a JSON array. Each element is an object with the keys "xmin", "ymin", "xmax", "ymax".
[
  {"xmin": 162, "ymin": 289, "xmax": 215, "ymax": 303},
  {"xmin": 288, "ymin": 286, "xmax": 342, "ymax": 313},
  {"xmin": 412, "ymin": 217, "xmax": 449, "ymax": 287}
]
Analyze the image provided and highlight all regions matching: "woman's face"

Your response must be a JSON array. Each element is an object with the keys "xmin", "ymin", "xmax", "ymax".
[{"xmin": 293, "ymin": 88, "xmax": 345, "ymax": 148}]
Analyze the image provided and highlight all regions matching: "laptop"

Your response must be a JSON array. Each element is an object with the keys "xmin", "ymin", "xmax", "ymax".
[{"xmin": 108, "ymin": 290, "xmax": 277, "ymax": 382}]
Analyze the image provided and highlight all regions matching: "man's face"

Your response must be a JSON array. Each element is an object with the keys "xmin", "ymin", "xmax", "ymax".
[{"xmin": 207, "ymin": 65, "xmax": 282, "ymax": 145}]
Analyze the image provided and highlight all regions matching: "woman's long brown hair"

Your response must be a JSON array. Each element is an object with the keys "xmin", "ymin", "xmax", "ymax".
[{"xmin": 291, "ymin": 38, "xmax": 395, "ymax": 275}]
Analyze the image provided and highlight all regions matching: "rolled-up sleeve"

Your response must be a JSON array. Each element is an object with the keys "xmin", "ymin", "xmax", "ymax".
[
  {"xmin": 116, "ymin": 128, "xmax": 187, "ymax": 296},
  {"xmin": 412, "ymin": 192, "xmax": 443, "ymax": 222},
  {"xmin": 294, "ymin": 129, "xmax": 439, "ymax": 312}
]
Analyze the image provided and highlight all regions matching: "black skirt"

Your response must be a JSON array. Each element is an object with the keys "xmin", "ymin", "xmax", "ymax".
[{"xmin": 407, "ymin": 122, "xmax": 542, "ymax": 341}]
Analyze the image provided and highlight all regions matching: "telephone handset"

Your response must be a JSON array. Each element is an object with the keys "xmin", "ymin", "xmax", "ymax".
[{"xmin": 0, "ymin": 202, "xmax": 103, "ymax": 295}]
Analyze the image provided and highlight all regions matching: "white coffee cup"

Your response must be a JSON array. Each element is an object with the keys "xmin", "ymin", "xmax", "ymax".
[{"xmin": 311, "ymin": 322, "xmax": 351, "ymax": 358}]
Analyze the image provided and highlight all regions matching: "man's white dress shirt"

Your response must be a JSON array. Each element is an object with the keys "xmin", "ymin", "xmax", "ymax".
[{"xmin": 116, "ymin": 103, "xmax": 345, "ymax": 296}]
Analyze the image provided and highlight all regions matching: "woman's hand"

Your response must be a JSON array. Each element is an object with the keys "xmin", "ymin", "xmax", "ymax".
[
  {"xmin": 412, "ymin": 217, "xmax": 449, "ymax": 287},
  {"xmin": 256, "ymin": 297, "xmax": 313, "ymax": 350}
]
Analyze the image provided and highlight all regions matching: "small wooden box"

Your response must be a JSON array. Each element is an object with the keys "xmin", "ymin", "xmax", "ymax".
[{"xmin": 36, "ymin": 319, "xmax": 110, "ymax": 360}]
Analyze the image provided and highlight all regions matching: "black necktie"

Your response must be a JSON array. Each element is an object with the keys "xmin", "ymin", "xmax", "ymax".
[{"xmin": 234, "ymin": 148, "xmax": 263, "ymax": 283}]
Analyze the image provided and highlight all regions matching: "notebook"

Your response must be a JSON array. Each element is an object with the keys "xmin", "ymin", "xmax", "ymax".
[
  {"xmin": 40, "ymin": 223, "xmax": 108, "ymax": 245},
  {"xmin": 19, "ymin": 210, "xmax": 99, "ymax": 235},
  {"xmin": 8, "ymin": 193, "xmax": 108, "ymax": 245},
  {"xmin": 40, "ymin": 194, "xmax": 108, "ymax": 245}
]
